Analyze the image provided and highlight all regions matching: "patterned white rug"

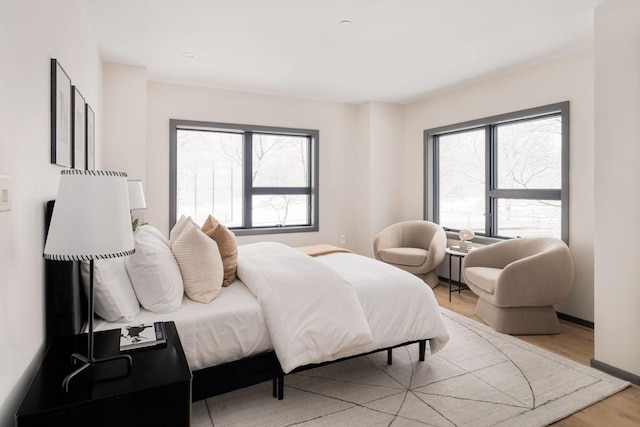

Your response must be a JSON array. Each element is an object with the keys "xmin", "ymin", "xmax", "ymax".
[{"xmin": 192, "ymin": 308, "xmax": 628, "ymax": 427}]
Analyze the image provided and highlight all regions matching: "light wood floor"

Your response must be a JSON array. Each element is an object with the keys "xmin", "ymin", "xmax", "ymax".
[{"xmin": 432, "ymin": 284, "xmax": 640, "ymax": 427}]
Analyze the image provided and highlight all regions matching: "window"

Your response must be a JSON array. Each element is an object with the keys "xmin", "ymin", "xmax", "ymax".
[
  {"xmin": 424, "ymin": 102, "xmax": 569, "ymax": 242},
  {"xmin": 170, "ymin": 120, "xmax": 319, "ymax": 235}
]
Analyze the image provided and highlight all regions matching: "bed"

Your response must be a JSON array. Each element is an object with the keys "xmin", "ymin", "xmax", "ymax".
[{"xmin": 44, "ymin": 202, "xmax": 449, "ymax": 402}]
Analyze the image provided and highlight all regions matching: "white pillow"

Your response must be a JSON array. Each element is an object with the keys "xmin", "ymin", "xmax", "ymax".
[
  {"xmin": 171, "ymin": 221, "xmax": 224, "ymax": 303},
  {"xmin": 145, "ymin": 223, "xmax": 171, "ymax": 247},
  {"xmin": 80, "ymin": 258, "xmax": 139, "ymax": 322},
  {"xmin": 125, "ymin": 225, "xmax": 184, "ymax": 313}
]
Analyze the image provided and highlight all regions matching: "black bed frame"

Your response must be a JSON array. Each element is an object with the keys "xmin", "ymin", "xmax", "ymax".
[{"xmin": 44, "ymin": 201, "xmax": 429, "ymax": 402}]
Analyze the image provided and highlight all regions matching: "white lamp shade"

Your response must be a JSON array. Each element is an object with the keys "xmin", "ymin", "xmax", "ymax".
[
  {"xmin": 44, "ymin": 170, "xmax": 135, "ymax": 261},
  {"xmin": 127, "ymin": 180, "xmax": 146, "ymax": 210}
]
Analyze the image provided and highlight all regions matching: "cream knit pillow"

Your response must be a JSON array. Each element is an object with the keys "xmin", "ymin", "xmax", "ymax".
[
  {"xmin": 172, "ymin": 221, "xmax": 224, "ymax": 303},
  {"xmin": 170, "ymin": 215, "xmax": 198, "ymax": 245}
]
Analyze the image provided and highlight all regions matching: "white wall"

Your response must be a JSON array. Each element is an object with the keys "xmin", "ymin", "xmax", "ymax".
[
  {"xmin": 368, "ymin": 103, "xmax": 405, "ymax": 252},
  {"xmin": 102, "ymin": 63, "xmax": 148, "ymax": 224},
  {"xmin": 593, "ymin": 0, "xmax": 640, "ymax": 377},
  {"xmin": 0, "ymin": 1, "xmax": 102, "ymax": 425},
  {"xmin": 354, "ymin": 102, "xmax": 405, "ymax": 256},
  {"xmin": 144, "ymin": 81, "xmax": 363, "ymax": 250},
  {"xmin": 403, "ymin": 50, "xmax": 596, "ymax": 322},
  {"xmin": 354, "ymin": 103, "xmax": 372, "ymax": 255},
  {"xmin": 103, "ymin": 63, "xmax": 147, "ymax": 181}
]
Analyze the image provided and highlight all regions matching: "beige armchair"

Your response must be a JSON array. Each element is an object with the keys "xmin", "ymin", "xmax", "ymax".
[
  {"xmin": 373, "ymin": 221, "xmax": 447, "ymax": 288},
  {"xmin": 462, "ymin": 237, "xmax": 574, "ymax": 335}
]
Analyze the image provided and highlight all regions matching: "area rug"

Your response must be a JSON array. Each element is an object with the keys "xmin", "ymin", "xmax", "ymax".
[{"xmin": 192, "ymin": 308, "xmax": 628, "ymax": 427}]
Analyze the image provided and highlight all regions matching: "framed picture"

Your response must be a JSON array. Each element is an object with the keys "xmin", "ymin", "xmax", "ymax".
[
  {"xmin": 85, "ymin": 104, "xmax": 95, "ymax": 170},
  {"xmin": 50, "ymin": 59, "xmax": 72, "ymax": 167},
  {"xmin": 72, "ymin": 86, "xmax": 86, "ymax": 169}
]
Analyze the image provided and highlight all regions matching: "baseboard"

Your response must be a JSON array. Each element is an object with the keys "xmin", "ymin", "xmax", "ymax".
[
  {"xmin": 556, "ymin": 312, "xmax": 594, "ymax": 329},
  {"xmin": 590, "ymin": 358, "xmax": 640, "ymax": 385}
]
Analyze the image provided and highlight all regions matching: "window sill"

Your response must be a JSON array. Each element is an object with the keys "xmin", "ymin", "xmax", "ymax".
[
  {"xmin": 231, "ymin": 225, "xmax": 318, "ymax": 237},
  {"xmin": 444, "ymin": 231, "xmax": 508, "ymax": 246}
]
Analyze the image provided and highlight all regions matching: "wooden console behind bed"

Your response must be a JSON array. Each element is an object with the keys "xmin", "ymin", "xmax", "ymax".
[{"xmin": 44, "ymin": 201, "xmax": 428, "ymax": 402}]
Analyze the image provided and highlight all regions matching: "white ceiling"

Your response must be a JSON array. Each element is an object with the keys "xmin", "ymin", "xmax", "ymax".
[{"xmin": 82, "ymin": 0, "xmax": 602, "ymax": 104}]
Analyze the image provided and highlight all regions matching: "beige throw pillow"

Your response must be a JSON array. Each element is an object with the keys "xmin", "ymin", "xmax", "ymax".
[
  {"xmin": 202, "ymin": 215, "xmax": 238, "ymax": 287},
  {"xmin": 171, "ymin": 221, "xmax": 223, "ymax": 303},
  {"xmin": 170, "ymin": 215, "xmax": 198, "ymax": 245}
]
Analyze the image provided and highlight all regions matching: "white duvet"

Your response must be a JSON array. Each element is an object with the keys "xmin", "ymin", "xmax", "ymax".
[
  {"xmin": 317, "ymin": 251, "xmax": 449, "ymax": 357},
  {"xmin": 237, "ymin": 243, "xmax": 374, "ymax": 373},
  {"xmin": 237, "ymin": 243, "xmax": 449, "ymax": 373}
]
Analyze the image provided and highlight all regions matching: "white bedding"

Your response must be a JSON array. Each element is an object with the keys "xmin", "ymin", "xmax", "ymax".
[
  {"xmin": 95, "ymin": 243, "xmax": 449, "ymax": 374},
  {"xmin": 95, "ymin": 279, "xmax": 272, "ymax": 370},
  {"xmin": 237, "ymin": 242, "xmax": 374, "ymax": 373},
  {"xmin": 317, "ymin": 252, "xmax": 449, "ymax": 358}
]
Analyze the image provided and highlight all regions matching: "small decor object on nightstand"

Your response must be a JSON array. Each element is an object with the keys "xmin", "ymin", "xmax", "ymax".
[
  {"xmin": 448, "ymin": 245, "xmax": 474, "ymax": 254},
  {"xmin": 120, "ymin": 322, "xmax": 167, "ymax": 352},
  {"xmin": 458, "ymin": 229, "xmax": 475, "ymax": 250}
]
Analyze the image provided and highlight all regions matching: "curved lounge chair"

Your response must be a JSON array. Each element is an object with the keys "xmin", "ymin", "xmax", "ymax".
[
  {"xmin": 462, "ymin": 237, "xmax": 574, "ymax": 335},
  {"xmin": 373, "ymin": 220, "xmax": 447, "ymax": 288}
]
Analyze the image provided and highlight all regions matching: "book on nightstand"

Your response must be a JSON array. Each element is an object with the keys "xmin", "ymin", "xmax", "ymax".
[
  {"xmin": 449, "ymin": 246, "xmax": 474, "ymax": 254},
  {"xmin": 120, "ymin": 322, "xmax": 167, "ymax": 352}
]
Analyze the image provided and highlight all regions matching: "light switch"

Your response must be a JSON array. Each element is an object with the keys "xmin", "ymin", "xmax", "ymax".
[{"xmin": 0, "ymin": 175, "xmax": 10, "ymax": 212}]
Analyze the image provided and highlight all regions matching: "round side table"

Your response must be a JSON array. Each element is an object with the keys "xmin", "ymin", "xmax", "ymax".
[{"xmin": 445, "ymin": 247, "xmax": 472, "ymax": 302}]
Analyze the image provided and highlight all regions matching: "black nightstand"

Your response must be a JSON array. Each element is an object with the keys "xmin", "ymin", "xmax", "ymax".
[{"xmin": 16, "ymin": 321, "xmax": 191, "ymax": 427}]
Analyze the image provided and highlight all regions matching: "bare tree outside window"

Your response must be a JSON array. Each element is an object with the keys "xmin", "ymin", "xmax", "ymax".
[
  {"xmin": 426, "ymin": 102, "xmax": 569, "ymax": 242},
  {"xmin": 172, "ymin": 120, "xmax": 318, "ymax": 234},
  {"xmin": 497, "ymin": 117, "xmax": 561, "ymax": 190},
  {"xmin": 252, "ymin": 134, "xmax": 310, "ymax": 226},
  {"xmin": 176, "ymin": 130, "xmax": 243, "ymax": 226},
  {"xmin": 495, "ymin": 116, "xmax": 562, "ymax": 238},
  {"xmin": 438, "ymin": 129, "xmax": 485, "ymax": 232}
]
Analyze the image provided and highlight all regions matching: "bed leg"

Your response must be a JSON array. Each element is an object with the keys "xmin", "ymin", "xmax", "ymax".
[
  {"xmin": 387, "ymin": 348, "xmax": 392, "ymax": 365},
  {"xmin": 277, "ymin": 375, "xmax": 284, "ymax": 400},
  {"xmin": 272, "ymin": 378, "xmax": 277, "ymax": 398},
  {"xmin": 419, "ymin": 340, "xmax": 426, "ymax": 361}
]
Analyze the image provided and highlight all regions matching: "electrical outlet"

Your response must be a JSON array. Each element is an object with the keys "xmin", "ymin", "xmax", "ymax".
[
  {"xmin": 340, "ymin": 235, "xmax": 346, "ymax": 244},
  {"xmin": 0, "ymin": 175, "xmax": 10, "ymax": 212}
]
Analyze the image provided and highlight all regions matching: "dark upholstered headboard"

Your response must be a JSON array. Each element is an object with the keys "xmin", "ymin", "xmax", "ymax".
[{"xmin": 45, "ymin": 200, "xmax": 87, "ymax": 342}]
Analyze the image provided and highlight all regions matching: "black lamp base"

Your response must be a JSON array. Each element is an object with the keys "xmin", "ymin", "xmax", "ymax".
[
  {"xmin": 62, "ymin": 259, "xmax": 133, "ymax": 392},
  {"xmin": 63, "ymin": 352, "xmax": 132, "ymax": 392}
]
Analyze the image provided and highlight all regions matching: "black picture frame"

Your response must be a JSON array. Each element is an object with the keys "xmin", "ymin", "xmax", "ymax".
[
  {"xmin": 72, "ymin": 86, "xmax": 86, "ymax": 170},
  {"xmin": 85, "ymin": 104, "xmax": 95, "ymax": 170},
  {"xmin": 51, "ymin": 59, "xmax": 72, "ymax": 167}
]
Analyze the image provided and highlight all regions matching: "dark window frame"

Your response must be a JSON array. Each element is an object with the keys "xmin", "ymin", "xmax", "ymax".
[
  {"xmin": 424, "ymin": 101, "xmax": 569, "ymax": 244},
  {"xmin": 170, "ymin": 119, "xmax": 319, "ymax": 236}
]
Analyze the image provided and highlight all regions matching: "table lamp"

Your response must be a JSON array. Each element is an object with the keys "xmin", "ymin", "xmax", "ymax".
[
  {"xmin": 44, "ymin": 170, "xmax": 135, "ymax": 391},
  {"xmin": 127, "ymin": 179, "xmax": 146, "ymax": 231}
]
